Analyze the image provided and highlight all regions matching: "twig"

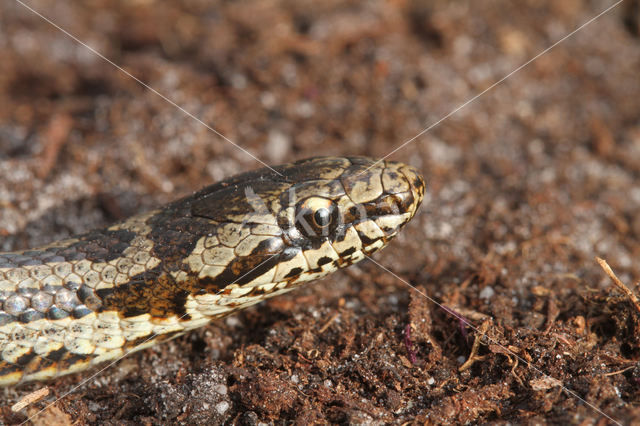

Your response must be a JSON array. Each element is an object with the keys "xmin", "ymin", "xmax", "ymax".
[
  {"xmin": 596, "ymin": 257, "xmax": 640, "ymax": 315},
  {"xmin": 459, "ymin": 320, "xmax": 490, "ymax": 372},
  {"xmin": 602, "ymin": 365, "xmax": 635, "ymax": 377},
  {"xmin": 11, "ymin": 386, "xmax": 50, "ymax": 412},
  {"xmin": 318, "ymin": 312, "xmax": 340, "ymax": 334}
]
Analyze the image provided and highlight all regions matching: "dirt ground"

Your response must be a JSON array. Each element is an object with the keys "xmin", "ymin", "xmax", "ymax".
[{"xmin": 1, "ymin": 0, "xmax": 640, "ymax": 424}]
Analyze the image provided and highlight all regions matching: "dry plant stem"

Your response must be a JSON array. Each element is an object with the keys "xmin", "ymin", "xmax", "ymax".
[
  {"xmin": 10, "ymin": 387, "xmax": 50, "ymax": 412},
  {"xmin": 318, "ymin": 313, "xmax": 340, "ymax": 334},
  {"xmin": 596, "ymin": 257, "xmax": 640, "ymax": 315},
  {"xmin": 602, "ymin": 365, "xmax": 635, "ymax": 377},
  {"xmin": 459, "ymin": 320, "xmax": 490, "ymax": 372}
]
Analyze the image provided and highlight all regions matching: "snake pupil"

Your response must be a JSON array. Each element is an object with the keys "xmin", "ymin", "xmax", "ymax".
[{"xmin": 313, "ymin": 208, "xmax": 331, "ymax": 228}]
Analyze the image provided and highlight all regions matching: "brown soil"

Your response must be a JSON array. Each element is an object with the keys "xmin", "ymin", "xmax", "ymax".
[{"xmin": 2, "ymin": 0, "xmax": 640, "ymax": 424}]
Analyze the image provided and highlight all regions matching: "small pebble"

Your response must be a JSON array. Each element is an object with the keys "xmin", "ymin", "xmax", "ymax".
[
  {"xmin": 479, "ymin": 286, "xmax": 495, "ymax": 300},
  {"xmin": 215, "ymin": 401, "xmax": 229, "ymax": 415}
]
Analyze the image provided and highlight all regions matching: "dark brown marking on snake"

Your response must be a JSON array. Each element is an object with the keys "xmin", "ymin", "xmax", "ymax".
[
  {"xmin": 191, "ymin": 179, "xmax": 292, "ymax": 224},
  {"xmin": 201, "ymin": 238, "xmax": 284, "ymax": 290},
  {"xmin": 77, "ymin": 286, "xmax": 103, "ymax": 311},
  {"xmin": 15, "ymin": 350, "xmax": 38, "ymax": 366},
  {"xmin": 356, "ymin": 231, "xmax": 378, "ymax": 247},
  {"xmin": 97, "ymin": 266, "xmax": 198, "ymax": 318},
  {"xmin": 57, "ymin": 352, "xmax": 94, "ymax": 373},
  {"xmin": 67, "ymin": 229, "xmax": 138, "ymax": 262},
  {"xmin": 347, "ymin": 206, "xmax": 362, "ymax": 222},
  {"xmin": 317, "ymin": 256, "xmax": 333, "ymax": 266},
  {"xmin": 0, "ymin": 362, "xmax": 21, "ymax": 378},
  {"xmin": 7, "ymin": 229, "xmax": 138, "ymax": 269},
  {"xmin": 22, "ymin": 356, "xmax": 56, "ymax": 375},
  {"xmin": 280, "ymin": 159, "xmax": 343, "ymax": 182},
  {"xmin": 346, "ymin": 157, "xmax": 373, "ymax": 166},
  {"xmin": 393, "ymin": 192, "xmax": 416, "ymax": 213},
  {"xmin": 284, "ymin": 267, "xmax": 303, "ymax": 279},
  {"xmin": 187, "ymin": 165, "xmax": 293, "ymax": 205},
  {"xmin": 146, "ymin": 213, "xmax": 210, "ymax": 270},
  {"xmin": 45, "ymin": 348, "xmax": 68, "ymax": 362},
  {"xmin": 338, "ymin": 247, "xmax": 357, "ymax": 257}
]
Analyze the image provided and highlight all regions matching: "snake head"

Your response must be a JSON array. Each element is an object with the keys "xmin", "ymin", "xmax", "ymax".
[
  {"xmin": 275, "ymin": 157, "xmax": 425, "ymax": 275},
  {"xmin": 186, "ymin": 156, "xmax": 424, "ymax": 302}
]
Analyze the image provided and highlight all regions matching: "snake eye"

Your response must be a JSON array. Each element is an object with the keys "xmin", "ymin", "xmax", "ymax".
[
  {"xmin": 295, "ymin": 197, "xmax": 339, "ymax": 238},
  {"xmin": 313, "ymin": 208, "xmax": 331, "ymax": 228}
]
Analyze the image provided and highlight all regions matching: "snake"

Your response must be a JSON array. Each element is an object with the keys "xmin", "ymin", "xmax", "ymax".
[{"xmin": 0, "ymin": 156, "xmax": 424, "ymax": 386}]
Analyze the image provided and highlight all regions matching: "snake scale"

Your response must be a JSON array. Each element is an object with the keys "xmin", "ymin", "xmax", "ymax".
[{"xmin": 0, "ymin": 156, "xmax": 424, "ymax": 386}]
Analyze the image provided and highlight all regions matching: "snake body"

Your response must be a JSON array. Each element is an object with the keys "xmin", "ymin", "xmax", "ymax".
[{"xmin": 0, "ymin": 156, "xmax": 424, "ymax": 385}]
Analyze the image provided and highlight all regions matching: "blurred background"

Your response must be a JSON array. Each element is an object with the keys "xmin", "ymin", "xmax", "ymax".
[{"xmin": 1, "ymin": 0, "xmax": 640, "ymax": 423}]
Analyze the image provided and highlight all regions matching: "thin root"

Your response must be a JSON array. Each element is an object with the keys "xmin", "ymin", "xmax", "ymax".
[{"xmin": 596, "ymin": 257, "xmax": 640, "ymax": 315}]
